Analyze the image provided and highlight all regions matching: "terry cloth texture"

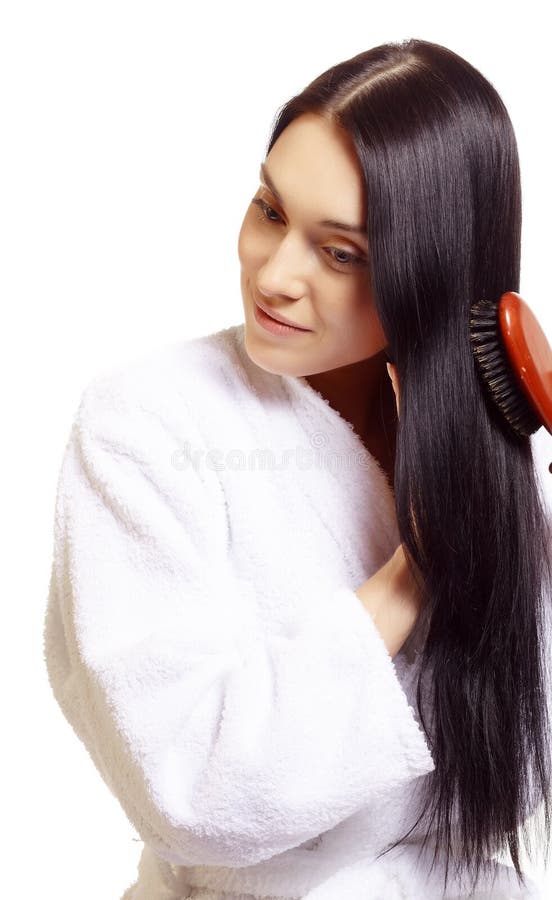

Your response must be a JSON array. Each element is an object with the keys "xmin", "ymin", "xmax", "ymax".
[{"xmin": 44, "ymin": 321, "xmax": 552, "ymax": 899}]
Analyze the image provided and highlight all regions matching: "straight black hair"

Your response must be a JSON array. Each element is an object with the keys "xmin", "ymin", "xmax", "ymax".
[{"xmin": 264, "ymin": 38, "xmax": 552, "ymax": 897}]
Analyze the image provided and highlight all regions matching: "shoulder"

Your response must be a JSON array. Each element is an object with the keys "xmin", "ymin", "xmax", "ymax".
[
  {"xmin": 60, "ymin": 327, "xmax": 248, "ymax": 548},
  {"xmin": 76, "ymin": 322, "xmax": 248, "ymax": 443}
]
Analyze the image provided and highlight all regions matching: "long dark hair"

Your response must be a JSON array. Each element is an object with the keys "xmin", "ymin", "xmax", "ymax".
[{"xmin": 264, "ymin": 38, "xmax": 552, "ymax": 896}]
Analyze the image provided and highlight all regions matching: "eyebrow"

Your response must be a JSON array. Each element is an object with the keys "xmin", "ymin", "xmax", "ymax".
[{"xmin": 259, "ymin": 163, "xmax": 368, "ymax": 237}]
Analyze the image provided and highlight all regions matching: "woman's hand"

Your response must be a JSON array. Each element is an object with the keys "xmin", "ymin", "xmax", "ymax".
[
  {"xmin": 354, "ymin": 359, "xmax": 424, "ymax": 658},
  {"xmin": 386, "ymin": 360, "xmax": 400, "ymax": 416},
  {"xmin": 354, "ymin": 543, "xmax": 424, "ymax": 658}
]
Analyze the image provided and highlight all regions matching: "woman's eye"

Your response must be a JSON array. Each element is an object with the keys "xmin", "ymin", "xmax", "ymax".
[
  {"xmin": 329, "ymin": 248, "xmax": 357, "ymax": 265},
  {"xmin": 251, "ymin": 198, "xmax": 282, "ymax": 223},
  {"xmin": 250, "ymin": 197, "xmax": 367, "ymax": 270}
]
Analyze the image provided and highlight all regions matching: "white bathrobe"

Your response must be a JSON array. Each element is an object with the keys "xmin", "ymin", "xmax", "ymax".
[{"xmin": 43, "ymin": 321, "xmax": 552, "ymax": 899}]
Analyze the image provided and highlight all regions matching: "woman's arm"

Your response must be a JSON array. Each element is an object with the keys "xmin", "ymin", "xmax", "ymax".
[
  {"xmin": 357, "ymin": 363, "xmax": 425, "ymax": 659},
  {"xmin": 44, "ymin": 370, "xmax": 435, "ymax": 870},
  {"xmin": 355, "ymin": 544, "xmax": 424, "ymax": 659}
]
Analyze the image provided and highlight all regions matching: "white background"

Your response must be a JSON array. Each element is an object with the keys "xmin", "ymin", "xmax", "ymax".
[{"xmin": 2, "ymin": 1, "xmax": 551, "ymax": 896}]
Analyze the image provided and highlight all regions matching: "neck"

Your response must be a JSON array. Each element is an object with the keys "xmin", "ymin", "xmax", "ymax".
[{"xmin": 304, "ymin": 350, "xmax": 397, "ymax": 488}]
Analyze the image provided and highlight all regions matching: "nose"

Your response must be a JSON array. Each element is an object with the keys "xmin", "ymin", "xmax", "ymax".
[{"xmin": 256, "ymin": 232, "xmax": 310, "ymax": 299}]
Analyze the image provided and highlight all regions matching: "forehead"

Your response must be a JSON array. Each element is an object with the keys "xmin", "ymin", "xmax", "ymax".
[{"xmin": 265, "ymin": 113, "xmax": 366, "ymax": 220}]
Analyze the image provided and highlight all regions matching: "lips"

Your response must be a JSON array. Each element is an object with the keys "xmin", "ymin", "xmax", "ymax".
[{"xmin": 254, "ymin": 299, "xmax": 312, "ymax": 331}]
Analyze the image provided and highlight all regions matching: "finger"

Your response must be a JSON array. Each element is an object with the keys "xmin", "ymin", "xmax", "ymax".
[{"xmin": 386, "ymin": 362, "xmax": 400, "ymax": 417}]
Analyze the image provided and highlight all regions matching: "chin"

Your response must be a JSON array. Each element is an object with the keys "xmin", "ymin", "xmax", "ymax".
[
  {"xmin": 242, "ymin": 325, "xmax": 304, "ymax": 378},
  {"xmin": 242, "ymin": 329, "xmax": 280, "ymax": 375}
]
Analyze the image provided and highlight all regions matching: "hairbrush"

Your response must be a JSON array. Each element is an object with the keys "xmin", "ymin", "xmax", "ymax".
[{"xmin": 469, "ymin": 291, "xmax": 552, "ymax": 443}]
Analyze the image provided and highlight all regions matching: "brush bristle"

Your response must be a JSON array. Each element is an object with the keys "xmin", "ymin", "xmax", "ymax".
[{"xmin": 469, "ymin": 298, "xmax": 541, "ymax": 438}]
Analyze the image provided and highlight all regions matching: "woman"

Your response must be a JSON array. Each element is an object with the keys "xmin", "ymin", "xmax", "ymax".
[{"xmin": 44, "ymin": 38, "xmax": 552, "ymax": 898}]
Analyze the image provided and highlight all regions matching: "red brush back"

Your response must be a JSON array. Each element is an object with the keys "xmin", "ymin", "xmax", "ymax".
[{"xmin": 499, "ymin": 291, "xmax": 552, "ymax": 437}]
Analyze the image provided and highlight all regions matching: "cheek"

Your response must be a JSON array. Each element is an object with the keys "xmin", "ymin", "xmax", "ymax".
[
  {"xmin": 357, "ymin": 299, "xmax": 388, "ymax": 352},
  {"xmin": 323, "ymin": 282, "xmax": 375, "ymax": 326},
  {"xmin": 365, "ymin": 298, "xmax": 387, "ymax": 337},
  {"xmin": 329, "ymin": 291, "xmax": 387, "ymax": 348},
  {"xmin": 237, "ymin": 215, "xmax": 250, "ymax": 266},
  {"xmin": 237, "ymin": 211, "xmax": 268, "ymax": 268}
]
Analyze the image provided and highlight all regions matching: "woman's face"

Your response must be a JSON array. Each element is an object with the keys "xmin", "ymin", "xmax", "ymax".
[{"xmin": 237, "ymin": 111, "xmax": 388, "ymax": 378}]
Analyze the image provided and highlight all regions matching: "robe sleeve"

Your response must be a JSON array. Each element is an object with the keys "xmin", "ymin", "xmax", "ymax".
[
  {"xmin": 43, "ymin": 371, "xmax": 435, "ymax": 869},
  {"xmin": 300, "ymin": 838, "xmax": 542, "ymax": 899}
]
